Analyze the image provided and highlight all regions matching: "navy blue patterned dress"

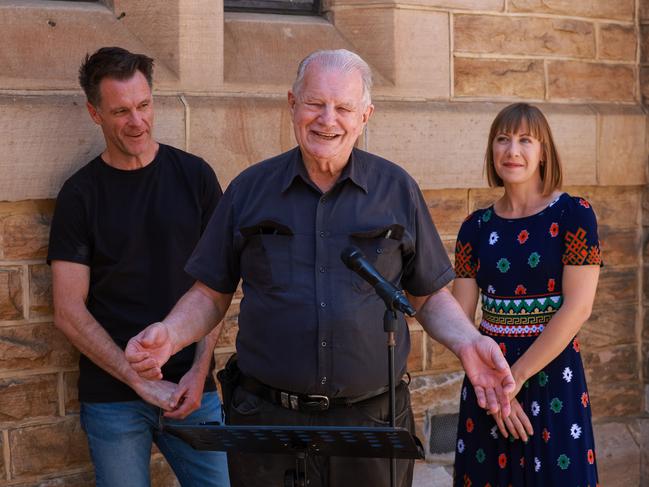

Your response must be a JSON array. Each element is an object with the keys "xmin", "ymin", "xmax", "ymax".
[{"xmin": 452, "ymin": 193, "xmax": 601, "ymax": 487}]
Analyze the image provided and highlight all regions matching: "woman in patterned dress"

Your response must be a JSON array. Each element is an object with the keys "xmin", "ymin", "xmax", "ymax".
[{"xmin": 452, "ymin": 103, "xmax": 601, "ymax": 486}]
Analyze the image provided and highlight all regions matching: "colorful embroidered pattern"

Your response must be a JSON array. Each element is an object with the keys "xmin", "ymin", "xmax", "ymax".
[{"xmin": 455, "ymin": 240, "xmax": 475, "ymax": 278}]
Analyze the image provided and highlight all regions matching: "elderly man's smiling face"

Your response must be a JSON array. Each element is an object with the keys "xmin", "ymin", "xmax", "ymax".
[{"xmin": 288, "ymin": 63, "xmax": 374, "ymax": 175}]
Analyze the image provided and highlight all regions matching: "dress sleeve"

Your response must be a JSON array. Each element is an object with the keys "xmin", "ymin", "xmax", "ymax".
[
  {"xmin": 454, "ymin": 211, "xmax": 481, "ymax": 278},
  {"xmin": 561, "ymin": 196, "xmax": 602, "ymax": 266}
]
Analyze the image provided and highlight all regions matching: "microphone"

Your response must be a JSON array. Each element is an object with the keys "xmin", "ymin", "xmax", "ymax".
[{"xmin": 340, "ymin": 246, "xmax": 416, "ymax": 317}]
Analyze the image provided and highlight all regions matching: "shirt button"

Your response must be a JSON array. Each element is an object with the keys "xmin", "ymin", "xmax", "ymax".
[
  {"xmin": 320, "ymin": 197, "xmax": 327, "ymax": 204},
  {"xmin": 321, "ymin": 377, "xmax": 327, "ymax": 384},
  {"xmin": 321, "ymin": 340, "xmax": 327, "ymax": 347},
  {"xmin": 319, "ymin": 266, "xmax": 326, "ymax": 273},
  {"xmin": 376, "ymin": 247, "xmax": 383, "ymax": 254},
  {"xmin": 319, "ymin": 231, "xmax": 326, "ymax": 238},
  {"xmin": 320, "ymin": 302, "xmax": 326, "ymax": 308}
]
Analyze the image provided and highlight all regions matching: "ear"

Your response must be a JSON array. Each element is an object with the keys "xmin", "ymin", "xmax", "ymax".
[
  {"xmin": 362, "ymin": 103, "xmax": 375, "ymax": 124},
  {"xmin": 86, "ymin": 101, "xmax": 102, "ymax": 125},
  {"xmin": 287, "ymin": 90, "xmax": 296, "ymax": 114}
]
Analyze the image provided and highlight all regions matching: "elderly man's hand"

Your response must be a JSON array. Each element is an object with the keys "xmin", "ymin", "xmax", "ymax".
[
  {"xmin": 456, "ymin": 335, "xmax": 515, "ymax": 417},
  {"xmin": 125, "ymin": 322, "xmax": 175, "ymax": 379}
]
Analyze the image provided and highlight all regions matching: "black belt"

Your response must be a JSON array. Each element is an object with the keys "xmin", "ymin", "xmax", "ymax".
[{"xmin": 239, "ymin": 374, "xmax": 392, "ymax": 412}]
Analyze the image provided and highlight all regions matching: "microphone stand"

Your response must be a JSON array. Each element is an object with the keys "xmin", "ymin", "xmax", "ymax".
[{"xmin": 384, "ymin": 308, "xmax": 398, "ymax": 487}]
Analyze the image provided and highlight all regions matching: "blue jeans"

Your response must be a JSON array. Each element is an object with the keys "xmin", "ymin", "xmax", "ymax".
[{"xmin": 80, "ymin": 392, "xmax": 230, "ymax": 487}]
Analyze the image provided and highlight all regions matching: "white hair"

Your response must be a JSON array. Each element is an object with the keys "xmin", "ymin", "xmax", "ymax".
[{"xmin": 292, "ymin": 49, "xmax": 373, "ymax": 108}]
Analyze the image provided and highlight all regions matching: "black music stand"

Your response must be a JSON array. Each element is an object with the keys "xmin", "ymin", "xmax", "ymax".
[{"xmin": 163, "ymin": 422, "xmax": 424, "ymax": 486}]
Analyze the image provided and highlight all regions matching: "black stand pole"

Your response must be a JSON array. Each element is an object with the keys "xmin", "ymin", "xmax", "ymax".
[{"xmin": 384, "ymin": 309, "xmax": 398, "ymax": 487}]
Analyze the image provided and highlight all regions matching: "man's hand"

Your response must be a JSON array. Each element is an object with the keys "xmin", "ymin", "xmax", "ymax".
[
  {"xmin": 457, "ymin": 335, "xmax": 516, "ymax": 417},
  {"xmin": 125, "ymin": 322, "xmax": 174, "ymax": 379},
  {"xmin": 163, "ymin": 368, "xmax": 206, "ymax": 420},
  {"xmin": 132, "ymin": 378, "xmax": 181, "ymax": 411}
]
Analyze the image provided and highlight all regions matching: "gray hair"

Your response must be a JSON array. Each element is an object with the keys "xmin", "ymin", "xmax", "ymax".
[{"xmin": 292, "ymin": 49, "xmax": 373, "ymax": 108}]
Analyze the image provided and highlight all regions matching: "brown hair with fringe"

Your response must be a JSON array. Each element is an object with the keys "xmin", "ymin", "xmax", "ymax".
[{"xmin": 485, "ymin": 103, "xmax": 562, "ymax": 195}]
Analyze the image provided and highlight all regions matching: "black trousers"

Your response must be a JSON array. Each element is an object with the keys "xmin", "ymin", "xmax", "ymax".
[{"xmin": 227, "ymin": 382, "xmax": 415, "ymax": 487}]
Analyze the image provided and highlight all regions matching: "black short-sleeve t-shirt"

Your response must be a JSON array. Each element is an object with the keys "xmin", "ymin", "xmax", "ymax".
[{"xmin": 48, "ymin": 144, "xmax": 222, "ymax": 402}]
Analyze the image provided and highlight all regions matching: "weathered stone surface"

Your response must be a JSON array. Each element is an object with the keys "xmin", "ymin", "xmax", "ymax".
[
  {"xmin": 454, "ymin": 57, "xmax": 545, "ymax": 99},
  {"xmin": 509, "ymin": 0, "xmax": 634, "ymax": 21},
  {"xmin": 642, "ymin": 67, "xmax": 649, "ymax": 105},
  {"xmin": 631, "ymin": 418, "xmax": 649, "ymax": 485},
  {"xmin": 0, "ymin": 95, "xmax": 185, "ymax": 201},
  {"xmin": 186, "ymin": 96, "xmax": 294, "ymax": 188},
  {"xmin": 597, "ymin": 226, "xmax": 640, "ymax": 266},
  {"xmin": 368, "ymin": 101, "xmax": 496, "ymax": 189},
  {"xmin": 0, "ymin": 266, "xmax": 23, "ymax": 321},
  {"xmin": 469, "ymin": 188, "xmax": 504, "ymax": 212},
  {"xmin": 10, "ymin": 418, "xmax": 90, "ymax": 478},
  {"xmin": 596, "ymin": 266, "xmax": 637, "ymax": 305},
  {"xmin": 327, "ymin": 0, "xmax": 503, "ymax": 9},
  {"xmin": 30, "ymin": 264, "xmax": 53, "ymax": 319},
  {"xmin": 0, "ymin": 432, "xmax": 4, "ymax": 479},
  {"xmin": 574, "ymin": 185, "xmax": 640, "ymax": 229},
  {"xmin": 548, "ymin": 61, "xmax": 636, "ymax": 102},
  {"xmin": 0, "ymin": 200, "xmax": 54, "ymax": 260},
  {"xmin": 589, "ymin": 381, "xmax": 642, "ymax": 417},
  {"xmin": 642, "ymin": 0, "xmax": 649, "ymax": 21},
  {"xmin": 425, "ymin": 336, "xmax": 463, "ymax": 374},
  {"xmin": 408, "ymin": 326, "xmax": 424, "ymax": 373},
  {"xmin": 12, "ymin": 470, "xmax": 96, "ymax": 487},
  {"xmin": 594, "ymin": 421, "xmax": 641, "ymax": 486},
  {"xmin": 64, "ymin": 371, "xmax": 80, "ymax": 414},
  {"xmin": 334, "ymin": 8, "xmax": 450, "ymax": 98},
  {"xmin": 0, "ymin": 324, "xmax": 78, "ymax": 372},
  {"xmin": 224, "ymin": 13, "xmax": 351, "ymax": 88},
  {"xmin": 150, "ymin": 454, "xmax": 180, "ymax": 487},
  {"xmin": 583, "ymin": 344, "xmax": 638, "ymax": 383},
  {"xmin": 412, "ymin": 462, "xmax": 453, "ymax": 486},
  {"xmin": 580, "ymin": 303, "xmax": 636, "ymax": 350},
  {"xmin": 0, "ymin": 374, "xmax": 59, "ymax": 423},
  {"xmin": 599, "ymin": 23, "xmax": 637, "ymax": 61},
  {"xmin": 422, "ymin": 189, "xmax": 469, "ymax": 239},
  {"xmin": 641, "ymin": 25, "xmax": 649, "ymax": 64},
  {"xmin": 455, "ymin": 15, "xmax": 594, "ymax": 58},
  {"xmin": 597, "ymin": 107, "xmax": 648, "ymax": 186}
]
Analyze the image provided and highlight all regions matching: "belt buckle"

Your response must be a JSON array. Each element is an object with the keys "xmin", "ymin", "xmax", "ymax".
[{"xmin": 301, "ymin": 394, "xmax": 330, "ymax": 412}]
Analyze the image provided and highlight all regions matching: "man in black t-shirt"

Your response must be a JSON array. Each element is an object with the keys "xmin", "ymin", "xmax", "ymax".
[{"xmin": 48, "ymin": 47, "xmax": 229, "ymax": 486}]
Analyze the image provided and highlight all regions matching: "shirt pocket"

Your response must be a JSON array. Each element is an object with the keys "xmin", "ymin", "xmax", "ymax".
[
  {"xmin": 348, "ymin": 224, "xmax": 404, "ymax": 294},
  {"xmin": 239, "ymin": 220, "xmax": 294, "ymax": 292}
]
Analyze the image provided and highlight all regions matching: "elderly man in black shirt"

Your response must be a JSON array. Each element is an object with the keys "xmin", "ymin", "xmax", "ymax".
[{"xmin": 126, "ymin": 49, "xmax": 514, "ymax": 487}]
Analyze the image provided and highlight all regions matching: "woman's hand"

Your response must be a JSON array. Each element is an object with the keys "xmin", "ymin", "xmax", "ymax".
[{"xmin": 492, "ymin": 397, "xmax": 534, "ymax": 442}]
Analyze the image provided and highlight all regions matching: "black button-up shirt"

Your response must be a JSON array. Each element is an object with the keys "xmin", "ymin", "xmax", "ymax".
[{"xmin": 186, "ymin": 147, "xmax": 454, "ymax": 397}]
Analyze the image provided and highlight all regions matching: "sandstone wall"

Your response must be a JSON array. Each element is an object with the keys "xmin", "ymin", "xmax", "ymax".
[{"xmin": 0, "ymin": 0, "xmax": 647, "ymax": 485}]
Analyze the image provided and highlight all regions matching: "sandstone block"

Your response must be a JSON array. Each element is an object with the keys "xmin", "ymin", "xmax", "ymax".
[
  {"xmin": 409, "ymin": 372, "xmax": 463, "ymax": 421},
  {"xmin": 185, "ymin": 96, "xmax": 294, "ymax": 188},
  {"xmin": 548, "ymin": 61, "xmax": 635, "ymax": 102},
  {"xmin": 422, "ymin": 189, "xmax": 469, "ymax": 239},
  {"xmin": 408, "ymin": 327, "xmax": 424, "ymax": 373},
  {"xmin": 597, "ymin": 107, "xmax": 648, "ymax": 186},
  {"xmin": 643, "ymin": 0, "xmax": 649, "ymax": 21},
  {"xmin": 597, "ymin": 226, "xmax": 640, "ymax": 266},
  {"xmin": 642, "ymin": 67, "xmax": 649, "ymax": 105},
  {"xmin": 0, "ymin": 95, "xmax": 184, "ymax": 201},
  {"xmin": 597, "ymin": 266, "xmax": 637, "ymax": 305},
  {"xmin": 327, "ymin": 0, "xmax": 503, "ymax": 9},
  {"xmin": 10, "ymin": 418, "xmax": 90, "ymax": 478},
  {"xmin": 0, "ymin": 200, "xmax": 54, "ymax": 260},
  {"xmin": 469, "ymin": 188, "xmax": 504, "ymax": 212},
  {"xmin": 582, "ymin": 344, "xmax": 638, "ymax": 383},
  {"xmin": 599, "ymin": 23, "xmax": 636, "ymax": 61},
  {"xmin": 573, "ymin": 185, "xmax": 640, "ymax": 230},
  {"xmin": 30, "ymin": 264, "xmax": 53, "ymax": 319},
  {"xmin": 0, "ymin": 374, "xmax": 59, "ymax": 423},
  {"xmin": 454, "ymin": 57, "xmax": 544, "ymax": 99},
  {"xmin": 425, "ymin": 335, "xmax": 462, "ymax": 373},
  {"xmin": 589, "ymin": 381, "xmax": 642, "ymax": 417},
  {"xmin": 455, "ymin": 15, "xmax": 594, "ymax": 58},
  {"xmin": 368, "ymin": 101, "xmax": 497, "ymax": 189},
  {"xmin": 0, "ymin": 433, "xmax": 4, "ymax": 479},
  {"xmin": 594, "ymin": 421, "xmax": 641, "ymax": 486},
  {"xmin": 629, "ymin": 418, "xmax": 649, "ymax": 485},
  {"xmin": 580, "ymin": 303, "xmax": 636, "ymax": 350},
  {"xmin": 64, "ymin": 371, "xmax": 80, "ymax": 414},
  {"xmin": 0, "ymin": 266, "xmax": 23, "ymax": 321},
  {"xmin": 0, "ymin": 324, "xmax": 78, "ymax": 372},
  {"xmin": 642, "ymin": 25, "xmax": 649, "ymax": 64},
  {"xmin": 11, "ymin": 470, "xmax": 96, "ymax": 487},
  {"xmin": 224, "ymin": 13, "xmax": 351, "ymax": 89},
  {"xmin": 509, "ymin": 0, "xmax": 634, "ymax": 21},
  {"xmin": 333, "ymin": 8, "xmax": 450, "ymax": 98},
  {"xmin": 150, "ymin": 454, "xmax": 180, "ymax": 487}
]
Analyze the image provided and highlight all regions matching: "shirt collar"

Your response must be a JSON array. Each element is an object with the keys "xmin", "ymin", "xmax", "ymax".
[{"xmin": 281, "ymin": 147, "xmax": 369, "ymax": 194}]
